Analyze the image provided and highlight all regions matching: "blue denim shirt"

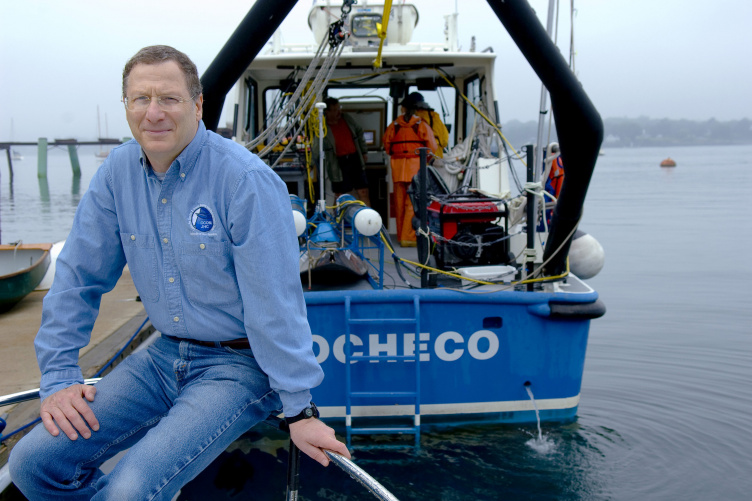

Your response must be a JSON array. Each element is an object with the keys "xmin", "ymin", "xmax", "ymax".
[{"xmin": 35, "ymin": 121, "xmax": 322, "ymax": 416}]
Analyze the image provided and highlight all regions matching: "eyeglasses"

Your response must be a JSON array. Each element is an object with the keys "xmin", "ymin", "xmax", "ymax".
[{"xmin": 122, "ymin": 95, "xmax": 195, "ymax": 112}]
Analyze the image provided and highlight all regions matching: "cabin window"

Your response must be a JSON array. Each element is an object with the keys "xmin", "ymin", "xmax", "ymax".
[
  {"xmin": 351, "ymin": 14, "xmax": 381, "ymax": 37},
  {"xmin": 406, "ymin": 86, "xmax": 457, "ymax": 149},
  {"xmin": 263, "ymin": 87, "xmax": 294, "ymax": 132}
]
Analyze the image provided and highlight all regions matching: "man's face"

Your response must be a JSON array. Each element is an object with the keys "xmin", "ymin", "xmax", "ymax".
[
  {"xmin": 325, "ymin": 103, "xmax": 342, "ymax": 123},
  {"xmin": 124, "ymin": 61, "xmax": 202, "ymax": 171}
]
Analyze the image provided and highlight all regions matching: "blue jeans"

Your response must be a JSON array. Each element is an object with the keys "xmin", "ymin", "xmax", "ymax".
[{"xmin": 9, "ymin": 335, "xmax": 282, "ymax": 500}]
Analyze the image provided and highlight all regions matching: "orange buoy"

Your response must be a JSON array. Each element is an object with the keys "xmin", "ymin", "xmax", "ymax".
[{"xmin": 660, "ymin": 157, "xmax": 676, "ymax": 167}]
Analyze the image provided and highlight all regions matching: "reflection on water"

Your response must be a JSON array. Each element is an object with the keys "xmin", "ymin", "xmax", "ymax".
[{"xmin": 38, "ymin": 176, "xmax": 50, "ymax": 203}]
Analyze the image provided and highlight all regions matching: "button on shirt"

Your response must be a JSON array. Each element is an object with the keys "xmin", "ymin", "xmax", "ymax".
[{"xmin": 35, "ymin": 121, "xmax": 322, "ymax": 416}]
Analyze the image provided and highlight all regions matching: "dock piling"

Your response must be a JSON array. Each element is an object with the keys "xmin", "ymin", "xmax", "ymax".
[
  {"xmin": 67, "ymin": 144, "xmax": 81, "ymax": 177},
  {"xmin": 37, "ymin": 138, "xmax": 48, "ymax": 178}
]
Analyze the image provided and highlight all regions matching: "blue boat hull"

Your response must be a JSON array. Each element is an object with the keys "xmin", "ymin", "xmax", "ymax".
[{"xmin": 305, "ymin": 282, "xmax": 599, "ymax": 427}]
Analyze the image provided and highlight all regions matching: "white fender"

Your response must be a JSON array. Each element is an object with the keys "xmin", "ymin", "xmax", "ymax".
[{"xmin": 569, "ymin": 231, "xmax": 604, "ymax": 279}]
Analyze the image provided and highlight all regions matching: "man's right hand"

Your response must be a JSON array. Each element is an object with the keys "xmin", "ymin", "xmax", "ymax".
[{"xmin": 40, "ymin": 384, "xmax": 99, "ymax": 440}]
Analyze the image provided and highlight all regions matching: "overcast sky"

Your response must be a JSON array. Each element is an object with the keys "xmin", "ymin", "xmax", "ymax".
[{"xmin": 1, "ymin": 0, "xmax": 750, "ymax": 141}]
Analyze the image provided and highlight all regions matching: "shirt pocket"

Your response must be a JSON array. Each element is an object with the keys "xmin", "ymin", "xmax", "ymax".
[
  {"xmin": 119, "ymin": 232, "xmax": 159, "ymax": 303},
  {"xmin": 179, "ymin": 241, "xmax": 241, "ymax": 307}
]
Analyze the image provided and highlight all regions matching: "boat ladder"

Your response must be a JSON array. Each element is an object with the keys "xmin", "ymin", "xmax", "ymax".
[{"xmin": 343, "ymin": 295, "xmax": 422, "ymax": 449}]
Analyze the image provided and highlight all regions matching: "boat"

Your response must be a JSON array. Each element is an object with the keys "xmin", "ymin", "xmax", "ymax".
[
  {"xmin": 194, "ymin": 0, "xmax": 606, "ymax": 445},
  {"xmin": 660, "ymin": 157, "xmax": 677, "ymax": 167},
  {"xmin": 0, "ymin": 243, "xmax": 52, "ymax": 313},
  {"xmin": 0, "ymin": 1, "xmax": 607, "ymax": 497}
]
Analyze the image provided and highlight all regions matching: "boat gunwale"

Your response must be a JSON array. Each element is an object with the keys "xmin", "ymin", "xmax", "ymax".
[
  {"xmin": 0, "ymin": 243, "xmax": 53, "ymax": 280},
  {"xmin": 302, "ymin": 280, "xmax": 600, "ymax": 306}
]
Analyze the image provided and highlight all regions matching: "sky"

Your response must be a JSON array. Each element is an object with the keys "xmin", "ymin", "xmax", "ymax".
[{"xmin": 1, "ymin": 0, "xmax": 750, "ymax": 141}]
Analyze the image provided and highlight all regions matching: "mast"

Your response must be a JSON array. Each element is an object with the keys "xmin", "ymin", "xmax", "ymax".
[{"xmin": 485, "ymin": 0, "xmax": 603, "ymax": 276}]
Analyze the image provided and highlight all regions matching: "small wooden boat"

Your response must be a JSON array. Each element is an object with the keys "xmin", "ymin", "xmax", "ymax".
[
  {"xmin": 660, "ymin": 157, "xmax": 677, "ymax": 167},
  {"xmin": 0, "ymin": 243, "xmax": 53, "ymax": 312}
]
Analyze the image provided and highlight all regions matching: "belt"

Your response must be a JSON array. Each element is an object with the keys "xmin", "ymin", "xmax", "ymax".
[{"xmin": 166, "ymin": 335, "xmax": 251, "ymax": 349}]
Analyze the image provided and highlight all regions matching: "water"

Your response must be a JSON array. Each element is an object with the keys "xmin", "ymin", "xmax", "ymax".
[
  {"xmin": 2, "ymin": 144, "xmax": 751, "ymax": 499},
  {"xmin": 0, "ymin": 145, "xmax": 103, "ymax": 244}
]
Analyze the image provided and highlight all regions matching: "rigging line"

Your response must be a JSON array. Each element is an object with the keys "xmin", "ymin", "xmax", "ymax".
[
  {"xmin": 260, "ymin": 42, "xmax": 347, "ymax": 162},
  {"xmin": 259, "ymin": 44, "xmax": 344, "ymax": 169},
  {"xmin": 570, "ymin": 0, "xmax": 576, "ymax": 72},
  {"xmin": 433, "ymin": 68, "xmax": 527, "ymax": 167},
  {"xmin": 546, "ymin": 0, "xmax": 561, "ymax": 148},
  {"xmin": 502, "ymin": 135, "xmax": 524, "ymax": 192},
  {"xmin": 520, "ymin": 213, "xmax": 580, "ymax": 282},
  {"xmin": 246, "ymin": 36, "xmax": 329, "ymax": 150}
]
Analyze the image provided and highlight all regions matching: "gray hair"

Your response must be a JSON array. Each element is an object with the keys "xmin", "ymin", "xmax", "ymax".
[{"xmin": 122, "ymin": 45, "xmax": 202, "ymax": 98}]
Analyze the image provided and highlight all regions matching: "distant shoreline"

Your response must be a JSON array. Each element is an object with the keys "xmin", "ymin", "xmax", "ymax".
[{"xmin": 501, "ymin": 117, "xmax": 752, "ymax": 148}]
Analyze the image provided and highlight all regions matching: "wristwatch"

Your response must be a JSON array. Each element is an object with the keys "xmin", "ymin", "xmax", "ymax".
[{"xmin": 285, "ymin": 402, "xmax": 319, "ymax": 426}]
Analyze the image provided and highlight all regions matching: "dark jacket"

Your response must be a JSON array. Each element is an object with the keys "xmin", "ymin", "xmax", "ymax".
[{"xmin": 313, "ymin": 113, "xmax": 367, "ymax": 183}]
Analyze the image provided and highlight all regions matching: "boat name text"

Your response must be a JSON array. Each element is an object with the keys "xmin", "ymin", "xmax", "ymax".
[{"xmin": 312, "ymin": 330, "xmax": 499, "ymax": 364}]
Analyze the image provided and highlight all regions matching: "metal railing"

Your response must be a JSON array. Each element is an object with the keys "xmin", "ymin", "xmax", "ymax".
[
  {"xmin": 1, "ymin": 382, "xmax": 400, "ymax": 500},
  {"xmin": 0, "ymin": 378, "xmax": 102, "ymax": 408}
]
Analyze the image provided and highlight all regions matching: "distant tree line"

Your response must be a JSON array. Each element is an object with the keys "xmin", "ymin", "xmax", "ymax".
[{"xmin": 499, "ymin": 117, "xmax": 752, "ymax": 148}]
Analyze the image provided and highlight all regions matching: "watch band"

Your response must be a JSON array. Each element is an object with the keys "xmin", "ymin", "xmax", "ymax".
[{"xmin": 285, "ymin": 402, "xmax": 319, "ymax": 426}]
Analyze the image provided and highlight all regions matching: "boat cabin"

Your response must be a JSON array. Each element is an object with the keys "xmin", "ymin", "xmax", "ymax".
[{"xmin": 232, "ymin": 1, "xmax": 508, "ymax": 236}]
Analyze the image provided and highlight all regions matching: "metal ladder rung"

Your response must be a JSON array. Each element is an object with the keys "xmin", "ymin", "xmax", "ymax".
[
  {"xmin": 344, "ymin": 295, "xmax": 422, "ymax": 449},
  {"xmin": 350, "ymin": 391, "xmax": 417, "ymax": 398},
  {"xmin": 347, "ymin": 317, "xmax": 417, "ymax": 325},
  {"xmin": 349, "ymin": 354, "xmax": 416, "ymax": 362},
  {"xmin": 351, "ymin": 426, "xmax": 419, "ymax": 435}
]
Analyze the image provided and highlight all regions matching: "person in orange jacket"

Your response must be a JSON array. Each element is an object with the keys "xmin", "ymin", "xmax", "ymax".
[
  {"xmin": 382, "ymin": 95, "xmax": 439, "ymax": 247},
  {"xmin": 406, "ymin": 92, "xmax": 449, "ymax": 159}
]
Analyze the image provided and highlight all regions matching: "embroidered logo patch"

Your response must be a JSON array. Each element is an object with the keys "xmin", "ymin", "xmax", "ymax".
[{"xmin": 189, "ymin": 205, "xmax": 214, "ymax": 232}]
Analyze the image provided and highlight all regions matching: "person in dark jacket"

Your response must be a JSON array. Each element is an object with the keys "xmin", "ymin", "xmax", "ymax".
[{"xmin": 317, "ymin": 97, "xmax": 371, "ymax": 206}]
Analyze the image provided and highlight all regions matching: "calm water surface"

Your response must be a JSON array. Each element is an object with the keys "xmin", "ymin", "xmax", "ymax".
[{"xmin": 2, "ymin": 144, "xmax": 751, "ymax": 499}]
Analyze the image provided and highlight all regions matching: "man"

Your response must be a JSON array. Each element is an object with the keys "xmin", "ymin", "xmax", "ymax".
[
  {"xmin": 382, "ymin": 96, "xmax": 438, "ymax": 247},
  {"xmin": 9, "ymin": 45, "xmax": 349, "ymax": 500},
  {"xmin": 316, "ymin": 97, "xmax": 371, "ymax": 206},
  {"xmin": 404, "ymin": 92, "xmax": 450, "ymax": 158}
]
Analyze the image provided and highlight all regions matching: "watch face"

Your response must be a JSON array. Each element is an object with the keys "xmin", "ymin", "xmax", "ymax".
[{"xmin": 304, "ymin": 408, "xmax": 313, "ymax": 418}]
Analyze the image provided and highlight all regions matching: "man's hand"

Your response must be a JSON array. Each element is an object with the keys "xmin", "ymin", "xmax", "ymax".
[
  {"xmin": 40, "ymin": 384, "xmax": 99, "ymax": 440},
  {"xmin": 289, "ymin": 418, "xmax": 351, "ymax": 466}
]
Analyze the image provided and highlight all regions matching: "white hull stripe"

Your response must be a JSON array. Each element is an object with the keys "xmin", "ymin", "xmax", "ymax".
[{"xmin": 318, "ymin": 395, "xmax": 580, "ymax": 418}]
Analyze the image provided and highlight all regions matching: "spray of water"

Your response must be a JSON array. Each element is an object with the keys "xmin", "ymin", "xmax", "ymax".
[{"xmin": 524, "ymin": 384, "xmax": 555, "ymax": 454}]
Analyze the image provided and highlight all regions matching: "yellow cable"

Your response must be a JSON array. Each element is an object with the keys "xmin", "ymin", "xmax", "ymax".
[{"xmin": 379, "ymin": 232, "xmax": 569, "ymax": 286}]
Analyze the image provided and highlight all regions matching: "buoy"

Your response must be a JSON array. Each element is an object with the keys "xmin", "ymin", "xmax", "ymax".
[{"xmin": 660, "ymin": 157, "xmax": 676, "ymax": 167}]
